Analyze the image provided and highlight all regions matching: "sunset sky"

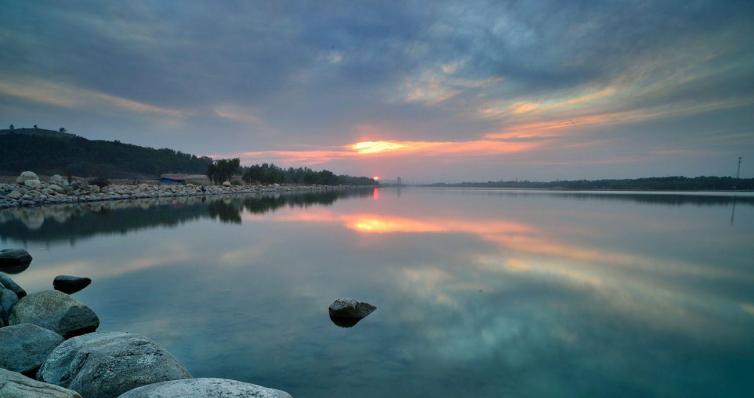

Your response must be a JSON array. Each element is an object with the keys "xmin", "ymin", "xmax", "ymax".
[{"xmin": 1, "ymin": 1, "xmax": 753, "ymax": 181}]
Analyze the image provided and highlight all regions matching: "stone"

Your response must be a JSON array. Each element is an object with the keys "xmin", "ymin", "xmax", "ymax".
[
  {"xmin": 48, "ymin": 184, "xmax": 65, "ymax": 193},
  {"xmin": 53, "ymin": 275, "xmax": 92, "ymax": 294},
  {"xmin": 118, "ymin": 378, "xmax": 293, "ymax": 398},
  {"xmin": 0, "ymin": 368, "xmax": 82, "ymax": 398},
  {"xmin": 1, "ymin": 287, "xmax": 19, "ymax": 324},
  {"xmin": 24, "ymin": 179, "xmax": 42, "ymax": 189},
  {"xmin": 49, "ymin": 175, "xmax": 69, "ymax": 186},
  {"xmin": 39, "ymin": 332, "xmax": 192, "ymax": 398},
  {"xmin": 9, "ymin": 290, "xmax": 99, "ymax": 338},
  {"xmin": 15, "ymin": 171, "xmax": 39, "ymax": 184},
  {"xmin": 0, "ymin": 323, "xmax": 64, "ymax": 375},
  {"xmin": 0, "ymin": 272, "xmax": 26, "ymax": 298},
  {"xmin": 7, "ymin": 190, "xmax": 22, "ymax": 199},
  {"xmin": 0, "ymin": 249, "xmax": 33, "ymax": 274},
  {"xmin": 222, "ymin": 180, "xmax": 231, "ymax": 187},
  {"xmin": 328, "ymin": 298, "xmax": 377, "ymax": 328}
]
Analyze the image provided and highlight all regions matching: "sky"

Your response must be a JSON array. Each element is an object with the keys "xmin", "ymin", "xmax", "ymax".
[{"xmin": 1, "ymin": 0, "xmax": 753, "ymax": 182}]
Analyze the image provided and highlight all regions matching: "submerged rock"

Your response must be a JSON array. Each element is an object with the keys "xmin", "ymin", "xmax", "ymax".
[
  {"xmin": 328, "ymin": 298, "xmax": 377, "ymax": 327},
  {"xmin": 39, "ymin": 331, "xmax": 192, "ymax": 398},
  {"xmin": 118, "ymin": 378, "xmax": 292, "ymax": 398},
  {"xmin": 9, "ymin": 290, "xmax": 99, "ymax": 338},
  {"xmin": 0, "ymin": 272, "xmax": 27, "ymax": 298},
  {"xmin": 0, "ymin": 368, "xmax": 82, "ymax": 398},
  {"xmin": 0, "ymin": 323, "xmax": 64, "ymax": 375},
  {"xmin": 53, "ymin": 275, "xmax": 92, "ymax": 294},
  {"xmin": 1, "ymin": 287, "xmax": 19, "ymax": 324},
  {"xmin": 0, "ymin": 248, "xmax": 33, "ymax": 274}
]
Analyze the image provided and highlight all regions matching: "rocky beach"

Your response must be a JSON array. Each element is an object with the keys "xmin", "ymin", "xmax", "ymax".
[{"xmin": 0, "ymin": 171, "xmax": 368, "ymax": 209}]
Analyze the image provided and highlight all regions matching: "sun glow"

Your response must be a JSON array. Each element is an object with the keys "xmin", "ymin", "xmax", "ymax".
[{"xmin": 352, "ymin": 141, "xmax": 408, "ymax": 154}]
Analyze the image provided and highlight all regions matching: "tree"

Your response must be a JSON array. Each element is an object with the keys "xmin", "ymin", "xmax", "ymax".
[
  {"xmin": 59, "ymin": 127, "xmax": 67, "ymax": 133},
  {"xmin": 9, "ymin": 124, "xmax": 14, "ymax": 130},
  {"xmin": 206, "ymin": 158, "xmax": 240, "ymax": 184}
]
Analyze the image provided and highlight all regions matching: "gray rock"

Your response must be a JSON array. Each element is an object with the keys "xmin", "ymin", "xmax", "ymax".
[
  {"xmin": 53, "ymin": 275, "xmax": 92, "ymax": 294},
  {"xmin": 7, "ymin": 190, "xmax": 23, "ymax": 199},
  {"xmin": 0, "ymin": 368, "xmax": 82, "ymax": 398},
  {"xmin": 0, "ymin": 249, "xmax": 32, "ymax": 274},
  {"xmin": 16, "ymin": 171, "xmax": 39, "ymax": 184},
  {"xmin": 24, "ymin": 180, "xmax": 42, "ymax": 189},
  {"xmin": 0, "ymin": 272, "xmax": 27, "ymax": 298},
  {"xmin": 49, "ymin": 175, "xmax": 69, "ymax": 187},
  {"xmin": 0, "ymin": 323, "xmax": 64, "ymax": 375},
  {"xmin": 118, "ymin": 378, "xmax": 292, "ymax": 398},
  {"xmin": 1, "ymin": 287, "xmax": 19, "ymax": 324},
  {"xmin": 9, "ymin": 290, "xmax": 99, "ymax": 338},
  {"xmin": 328, "ymin": 298, "xmax": 377, "ymax": 327},
  {"xmin": 39, "ymin": 332, "xmax": 192, "ymax": 398}
]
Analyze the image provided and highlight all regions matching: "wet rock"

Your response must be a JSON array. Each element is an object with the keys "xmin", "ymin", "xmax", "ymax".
[
  {"xmin": 328, "ymin": 298, "xmax": 377, "ymax": 327},
  {"xmin": 0, "ymin": 323, "xmax": 64, "ymax": 375},
  {"xmin": 0, "ymin": 368, "xmax": 82, "ymax": 398},
  {"xmin": 53, "ymin": 275, "xmax": 92, "ymax": 294},
  {"xmin": 9, "ymin": 290, "xmax": 99, "ymax": 338},
  {"xmin": 39, "ymin": 331, "xmax": 192, "ymax": 398},
  {"xmin": 0, "ymin": 272, "xmax": 26, "ymax": 298},
  {"xmin": 0, "ymin": 248, "xmax": 33, "ymax": 274},
  {"xmin": 118, "ymin": 378, "xmax": 292, "ymax": 398},
  {"xmin": 1, "ymin": 287, "xmax": 19, "ymax": 324}
]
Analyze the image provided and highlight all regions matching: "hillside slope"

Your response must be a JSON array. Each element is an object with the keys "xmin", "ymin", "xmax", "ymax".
[{"xmin": 0, "ymin": 128, "xmax": 212, "ymax": 178}]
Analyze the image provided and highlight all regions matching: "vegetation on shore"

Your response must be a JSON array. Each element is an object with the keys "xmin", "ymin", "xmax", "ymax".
[
  {"xmin": 428, "ymin": 176, "xmax": 754, "ymax": 191},
  {"xmin": 207, "ymin": 158, "xmax": 377, "ymax": 186}
]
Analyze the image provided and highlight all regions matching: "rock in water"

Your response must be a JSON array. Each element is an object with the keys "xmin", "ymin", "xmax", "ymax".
[
  {"xmin": 0, "ymin": 272, "xmax": 27, "ymax": 298},
  {"xmin": 39, "ymin": 332, "xmax": 192, "ymax": 398},
  {"xmin": 0, "ymin": 368, "xmax": 82, "ymax": 398},
  {"xmin": 0, "ymin": 249, "xmax": 33, "ymax": 274},
  {"xmin": 53, "ymin": 275, "xmax": 92, "ymax": 294},
  {"xmin": 328, "ymin": 298, "xmax": 377, "ymax": 327},
  {"xmin": 0, "ymin": 324, "xmax": 64, "ymax": 375},
  {"xmin": 9, "ymin": 290, "xmax": 99, "ymax": 338},
  {"xmin": 1, "ymin": 287, "xmax": 19, "ymax": 324},
  {"xmin": 118, "ymin": 378, "xmax": 293, "ymax": 398}
]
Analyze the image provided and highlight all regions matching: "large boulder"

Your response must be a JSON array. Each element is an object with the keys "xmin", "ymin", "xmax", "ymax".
[
  {"xmin": 0, "ymin": 249, "xmax": 32, "ymax": 274},
  {"xmin": 0, "ymin": 368, "xmax": 82, "ymax": 398},
  {"xmin": 53, "ymin": 275, "xmax": 92, "ymax": 295},
  {"xmin": 0, "ymin": 323, "xmax": 64, "ymax": 375},
  {"xmin": 0, "ymin": 272, "xmax": 27, "ymax": 298},
  {"xmin": 328, "ymin": 298, "xmax": 376, "ymax": 327},
  {"xmin": 9, "ymin": 290, "xmax": 99, "ymax": 338},
  {"xmin": 16, "ymin": 171, "xmax": 39, "ymax": 184},
  {"xmin": 1, "ymin": 287, "xmax": 19, "ymax": 324},
  {"xmin": 49, "ymin": 175, "xmax": 69, "ymax": 187},
  {"xmin": 118, "ymin": 378, "xmax": 292, "ymax": 398},
  {"xmin": 38, "ymin": 332, "xmax": 192, "ymax": 398}
]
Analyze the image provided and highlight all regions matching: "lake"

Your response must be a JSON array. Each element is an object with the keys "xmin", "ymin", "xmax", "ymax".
[{"xmin": 2, "ymin": 188, "xmax": 754, "ymax": 397}]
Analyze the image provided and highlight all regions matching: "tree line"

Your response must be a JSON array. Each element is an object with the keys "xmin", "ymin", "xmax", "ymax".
[
  {"xmin": 206, "ymin": 159, "xmax": 377, "ymax": 186},
  {"xmin": 429, "ymin": 176, "xmax": 754, "ymax": 191}
]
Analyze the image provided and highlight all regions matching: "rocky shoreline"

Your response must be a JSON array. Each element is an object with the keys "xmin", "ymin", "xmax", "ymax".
[
  {"xmin": 0, "ymin": 248, "xmax": 293, "ymax": 397},
  {"xmin": 0, "ymin": 171, "xmax": 371, "ymax": 209}
]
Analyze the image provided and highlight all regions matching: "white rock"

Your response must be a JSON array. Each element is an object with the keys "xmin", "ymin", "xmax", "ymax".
[
  {"xmin": 16, "ymin": 171, "xmax": 39, "ymax": 184},
  {"xmin": 118, "ymin": 378, "xmax": 292, "ymax": 398},
  {"xmin": 24, "ymin": 179, "xmax": 42, "ymax": 189}
]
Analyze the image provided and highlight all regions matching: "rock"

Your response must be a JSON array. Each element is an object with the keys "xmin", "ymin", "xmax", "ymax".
[
  {"xmin": 39, "ymin": 332, "xmax": 192, "ymax": 398},
  {"xmin": 8, "ymin": 190, "xmax": 23, "ymax": 199},
  {"xmin": 0, "ymin": 272, "xmax": 26, "ymax": 298},
  {"xmin": 118, "ymin": 378, "xmax": 293, "ymax": 398},
  {"xmin": 49, "ymin": 175, "xmax": 69, "ymax": 187},
  {"xmin": 48, "ymin": 184, "xmax": 65, "ymax": 193},
  {"xmin": 328, "ymin": 298, "xmax": 377, "ymax": 327},
  {"xmin": 222, "ymin": 180, "xmax": 231, "ymax": 187},
  {"xmin": 53, "ymin": 275, "xmax": 92, "ymax": 294},
  {"xmin": 24, "ymin": 179, "xmax": 42, "ymax": 189},
  {"xmin": 0, "ymin": 323, "xmax": 64, "ymax": 375},
  {"xmin": 16, "ymin": 171, "xmax": 39, "ymax": 184},
  {"xmin": 9, "ymin": 290, "xmax": 99, "ymax": 338},
  {"xmin": 0, "ymin": 249, "xmax": 33, "ymax": 274},
  {"xmin": 1, "ymin": 287, "xmax": 19, "ymax": 324},
  {"xmin": 0, "ymin": 368, "xmax": 82, "ymax": 398}
]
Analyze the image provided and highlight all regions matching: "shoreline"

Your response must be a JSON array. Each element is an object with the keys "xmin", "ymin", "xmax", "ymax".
[{"xmin": 0, "ymin": 175, "xmax": 374, "ymax": 209}]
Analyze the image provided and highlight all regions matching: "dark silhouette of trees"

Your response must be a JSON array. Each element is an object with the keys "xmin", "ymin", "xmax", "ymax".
[
  {"xmin": 241, "ymin": 163, "xmax": 376, "ymax": 186},
  {"xmin": 429, "ymin": 176, "xmax": 754, "ymax": 191},
  {"xmin": 9, "ymin": 124, "xmax": 14, "ymax": 130},
  {"xmin": 206, "ymin": 158, "xmax": 240, "ymax": 184}
]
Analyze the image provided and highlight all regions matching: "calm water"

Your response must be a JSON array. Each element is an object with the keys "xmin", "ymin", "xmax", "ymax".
[{"xmin": 2, "ymin": 188, "xmax": 754, "ymax": 397}]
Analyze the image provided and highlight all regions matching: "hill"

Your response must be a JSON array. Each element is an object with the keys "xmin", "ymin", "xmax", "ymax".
[{"xmin": 0, "ymin": 128, "xmax": 213, "ymax": 178}]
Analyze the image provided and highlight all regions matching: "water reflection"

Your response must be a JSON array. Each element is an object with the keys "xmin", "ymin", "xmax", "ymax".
[{"xmin": 1, "ymin": 188, "xmax": 753, "ymax": 397}]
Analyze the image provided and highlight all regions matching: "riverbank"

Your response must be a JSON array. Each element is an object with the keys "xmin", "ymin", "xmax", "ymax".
[{"xmin": 0, "ymin": 172, "xmax": 373, "ymax": 209}]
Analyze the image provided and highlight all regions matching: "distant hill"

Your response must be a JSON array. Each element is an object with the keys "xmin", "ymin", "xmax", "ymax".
[
  {"xmin": 428, "ymin": 177, "xmax": 754, "ymax": 191},
  {"xmin": 0, "ymin": 127, "xmax": 212, "ymax": 178}
]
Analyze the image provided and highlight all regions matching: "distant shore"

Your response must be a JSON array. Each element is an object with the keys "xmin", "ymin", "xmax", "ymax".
[{"xmin": 0, "ymin": 172, "xmax": 374, "ymax": 209}]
